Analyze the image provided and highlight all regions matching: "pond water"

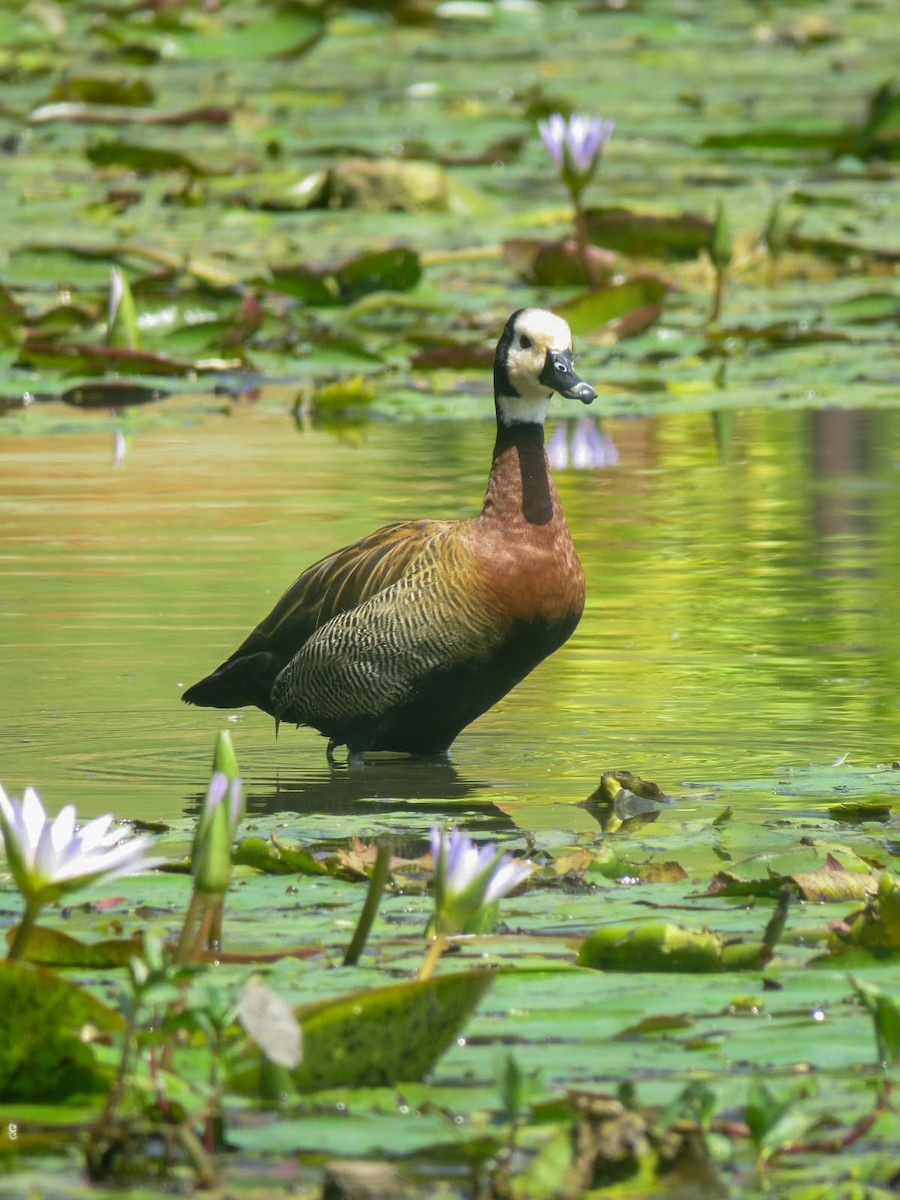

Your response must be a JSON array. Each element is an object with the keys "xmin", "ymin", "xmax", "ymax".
[{"xmin": 3, "ymin": 398, "xmax": 898, "ymax": 834}]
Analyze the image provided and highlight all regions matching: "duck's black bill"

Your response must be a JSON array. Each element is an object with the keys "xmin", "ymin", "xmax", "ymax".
[{"xmin": 540, "ymin": 349, "xmax": 597, "ymax": 405}]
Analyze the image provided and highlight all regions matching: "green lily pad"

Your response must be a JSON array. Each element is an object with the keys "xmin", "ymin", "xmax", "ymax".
[
  {"xmin": 232, "ymin": 970, "xmax": 494, "ymax": 1094},
  {"xmin": 578, "ymin": 921, "xmax": 771, "ymax": 973},
  {"xmin": 556, "ymin": 277, "xmax": 670, "ymax": 337},
  {"xmin": 584, "ymin": 206, "xmax": 712, "ymax": 260},
  {"xmin": 233, "ymin": 834, "xmax": 328, "ymax": 876},
  {"xmin": 0, "ymin": 962, "xmax": 122, "ymax": 1101}
]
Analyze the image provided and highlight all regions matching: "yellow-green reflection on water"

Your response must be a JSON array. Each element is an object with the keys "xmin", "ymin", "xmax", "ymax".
[{"xmin": 1, "ymin": 402, "xmax": 898, "ymax": 827}]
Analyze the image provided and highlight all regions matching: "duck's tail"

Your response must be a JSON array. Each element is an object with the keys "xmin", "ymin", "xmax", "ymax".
[{"xmin": 182, "ymin": 651, "xmax": 285, "ymax": 717}]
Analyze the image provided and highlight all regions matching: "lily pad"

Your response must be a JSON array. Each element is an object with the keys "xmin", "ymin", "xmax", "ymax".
[
  {"xmin": 233, "ymin": 970, "xmax": 494, "ymax": 1094},
  {"xmin": 0, "ymin": 962, "xmax": 122, "ymax": 1101},
  {"xmin": 584, "ymin": 206, "xmax": 712, "ymax": 260},
  {"xmin": 556, "ymin": 277, "xmax": 670, "ymax": 338},
  {"xmin": 577, "ymin": 922, "xmax": 771, "ymax": 973}
]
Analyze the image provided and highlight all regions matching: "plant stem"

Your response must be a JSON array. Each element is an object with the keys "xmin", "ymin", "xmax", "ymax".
[
  {"xmin": 6, "ymin": 900, "xmax": 40, "ymax": 961},
  {"xmin": 573, "ymin": 198, "xmax": 597, "ymax": 288},
  {"xmin": 174, "ymin": 891, "xmax": 204, "ymax": 963},
  {"xmin": 417, "ymin": 932, "xmax": 448, "ymax": 982},
  {"xmin": 710, "ymin": 265, "xmax": 727, "ymax": 323},
  {"xmin": 343, "ymin": 843, "xmax": 391, "ymax": 966}
]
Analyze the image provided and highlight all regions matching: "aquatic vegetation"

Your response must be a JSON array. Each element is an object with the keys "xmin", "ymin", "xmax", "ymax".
[
  {"xmin": 429, "ymin": 824, "xmax": 534, "ymax": 935},
  {"xmin": 1, "ymin": 0, "xmax": 900, "ymax": 1194},
  {"xmin": 0, "ymin": 784, "xmax": 158, "ymax": 959},
  {"xmin": 538, "ymin": 111, "xmax": 615, "ymax": 283}
]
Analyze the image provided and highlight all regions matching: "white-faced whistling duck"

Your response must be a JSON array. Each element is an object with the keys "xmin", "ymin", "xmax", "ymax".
[{"xmin": 182, "ymin": 307, "xmax": 597, "ymax": 763}]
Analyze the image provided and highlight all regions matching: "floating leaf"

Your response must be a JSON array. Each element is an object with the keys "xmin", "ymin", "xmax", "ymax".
[
  {"xmin": 584, "ymin": 206, "xmax": 712, "ymax": 259},
  {"xmin": 851, "ymin": 976, "xmax": 900, "ymax": 1066},
  {"xmin": 786, "ymin": 228, "xmax": 900, "ymax": 264},
  {"xmin": 19, "ymin": 340, "xmax": 203, "ymax": 378},
  {"xmin": 334, "ymin": 247, "xmax": 422, "ymax": 303},
  {"xmin": 61, "ymin": 381, "xmax": 170, "ymax": 408},
  {"xmin": 49, "ymin": 73, "xmax": 156, "ymax": 107},
  {"xmin": 232, "ymin": 971, "xmax": 493, "ymax": 1094},
  {"xmin": 825, "ymin": 292, "xmax": 900, "ymax": 325},
  {"xmin": 705, "ymin": 320, "xmax": 852, "ymax": 348},
  {"xmin": 267, "ymin": 247, "xmax": 421, "ymax": 307},
  {"xmin": 578, "ymin": 922, "xmax": 770, "ymax": 973},
  {"xmin": 0, "ymin": 961, "xmax": 121, "ymax": 1100},
  {"xmin": 316, "ymin": 158, "xmax": 491, "ymax": 214},
  {"xmin": 3, "ymin": 925, "xmax": 142, "ymax": 968},
  {"xmin": 29, "ymin": 102, "xmax": 230, "ymax": 128},
  {"xmin": 556, "ymin": 277, "xmax": 670, "ymax": 338},
  {"xmin": 502, "ymin": 238, "xmax": 617, "ymax": 287},
  {"xmin": 86, "ymin": 139, "xmax": 216, "ymax": 175},
  {"xmin": 173, "ymin": 10, "xmax": 324, "ymax": 60},
  {"xmin": 233, "ymin": 834, "xmax": 327, "ymax": 876}
]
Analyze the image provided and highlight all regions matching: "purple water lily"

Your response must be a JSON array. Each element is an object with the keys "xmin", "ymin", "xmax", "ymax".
[
  {"xmin": 538, "ymin": 111, "xmax": 615, "ymax": 287},
  {"xmin": 539, "ymin": 112, "xmax": 614, "ymax": 190},
  {"xmin": 430, "ymin": 826, "xmax": 533, "ymax": 936}
]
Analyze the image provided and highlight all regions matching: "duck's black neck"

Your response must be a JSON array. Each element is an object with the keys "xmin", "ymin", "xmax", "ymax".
[{"xmin": 483, "ymin": 419, "xmax": 555, "ymax": 527}]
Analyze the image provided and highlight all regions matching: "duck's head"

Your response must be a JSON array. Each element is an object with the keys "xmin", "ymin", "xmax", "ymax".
[{"xmin": 493, "ymin": 307, "xmax": 597, "ymax": 427}]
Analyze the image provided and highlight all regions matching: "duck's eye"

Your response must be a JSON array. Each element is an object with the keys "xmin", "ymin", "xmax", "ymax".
[{"xmin": 519, "ymin": 334, "xmax": 533, "ymax": 349}]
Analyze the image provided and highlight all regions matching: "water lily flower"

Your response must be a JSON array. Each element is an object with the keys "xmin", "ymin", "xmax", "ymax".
[
  {"xmin": 538, "ymin": 111, "xmax": 614, "ymax": 288},
  {"xmin": 176, "ymin": 768, "xmax": 244, "ymax": 963},
  {"xmin": 191, "ymin": 771, "xmax": 244, "ymax": 897},
  {"xmin": 0, "ymin": 784, "xmax": 158, "ymax": 959},
  {"xmin": 538, "ymin": 111, "xmax": 614, "ymax": 196},
  {"xmin": 430, "ymin": 825, "xmax": 533, "ymax": 937},
  {"xmin": 0, "ymin": 785, "xmax": 157, "ymax": 907}
]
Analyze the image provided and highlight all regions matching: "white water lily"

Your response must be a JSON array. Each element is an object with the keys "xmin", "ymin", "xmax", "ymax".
[
  {"xmin": 430, "ymin": 826, "xmax": 533, "ymax": 936},
  {"xmin": 0, "ymin": 784, "xmax": 159, "ymax": 958}
]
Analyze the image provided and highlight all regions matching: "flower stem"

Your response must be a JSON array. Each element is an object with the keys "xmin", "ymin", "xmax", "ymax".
[
  {"xmin": 573, "ymin": 198, "xmax": 597, "ymax": 289},
  {"xmin": 710, "ymin": 264, "xmax": 727, "ymax": 324},
  {"xmin": 344, "ymin": 843, "xmax": 391, "ymax": 967},
  {"xmin": 417, "ymin": 932, "xmax": 448, "ymax": 982},
  {"xmin": 6, "ymin": 900, "xmax": 40, "ymax": 961},
  {"xmin": 174, "ymin": 891, "xmax": 204, "ymax": 963}
]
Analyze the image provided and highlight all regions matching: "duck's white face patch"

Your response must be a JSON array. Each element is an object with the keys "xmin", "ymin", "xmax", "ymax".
[{"xmin": 496, "ymin": 308, "xmax": 575, "ymax": 426}]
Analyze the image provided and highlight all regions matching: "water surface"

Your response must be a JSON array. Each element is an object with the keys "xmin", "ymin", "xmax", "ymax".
[{"xmin": 2, "ymin": 400, "xmax": 898, "ymax": 831}]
